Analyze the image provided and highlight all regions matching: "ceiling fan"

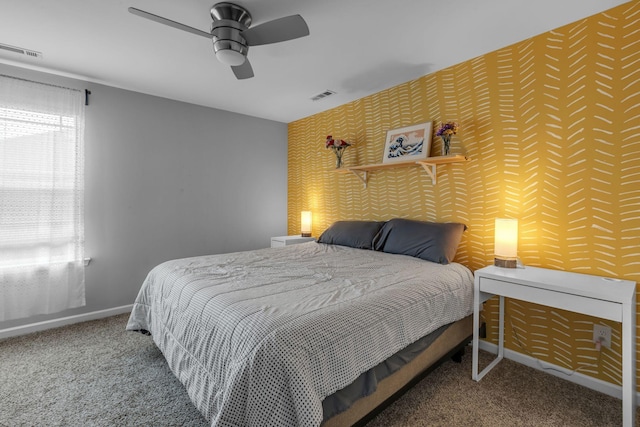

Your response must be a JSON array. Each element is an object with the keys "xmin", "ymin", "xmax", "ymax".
[{"xmin": 128, "ymin": 2, "xmax": 310, "ymax": 80}]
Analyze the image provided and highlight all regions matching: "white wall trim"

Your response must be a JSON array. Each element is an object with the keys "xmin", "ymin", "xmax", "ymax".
[
  {"xmin": 478, "ymin": 341, "xmax": 640, "ymax": 405},
  {"xmin": 0, "ymin": 305, "xmax": 133, "ymax": 340}
]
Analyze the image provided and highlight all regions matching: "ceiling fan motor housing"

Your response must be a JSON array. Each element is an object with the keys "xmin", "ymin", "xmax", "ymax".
[{"xmin": 210, "ymin": 2, "xmax": 251, "ymax": 65}]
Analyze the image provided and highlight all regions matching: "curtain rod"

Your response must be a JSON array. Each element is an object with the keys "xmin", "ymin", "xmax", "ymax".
[{"xmin": 0, "ymin": 73, "xmax": 91, "ymax": 105}]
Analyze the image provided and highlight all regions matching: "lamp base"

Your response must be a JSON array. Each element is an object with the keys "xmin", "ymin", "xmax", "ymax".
[
  {"xmin": 494, "ymin": 257, "xmax": 517, "ymax": 268},
  {"xmin": 301, "ymin": 233, "xmax": 311, "ymax": 237}
]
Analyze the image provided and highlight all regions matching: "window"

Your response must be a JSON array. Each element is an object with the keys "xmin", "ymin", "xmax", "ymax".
[{"xmin": 0, "ymin": 75, "xmax": 85, "ymax": 321}]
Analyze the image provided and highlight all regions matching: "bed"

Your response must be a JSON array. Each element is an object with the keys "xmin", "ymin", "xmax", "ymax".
[{"xmin": 126, "ymin": 219, "xmax": 475, "ymax": 426}]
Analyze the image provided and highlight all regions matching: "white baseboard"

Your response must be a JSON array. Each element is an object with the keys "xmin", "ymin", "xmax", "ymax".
[
  {"xmin": 0, "ymin": 305, "xmax": 133, "ymax": 340},
  {"xmin": 478, "ymin": 341, "xmax": 640, "ymax": 404}
]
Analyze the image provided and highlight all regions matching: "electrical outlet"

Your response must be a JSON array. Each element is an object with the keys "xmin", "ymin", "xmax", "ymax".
[{"xmin": 593, "ymin": 324, "xmax": 612, "ymax": 348}]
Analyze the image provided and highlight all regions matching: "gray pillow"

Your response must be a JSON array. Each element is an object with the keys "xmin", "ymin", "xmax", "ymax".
[
  {"xmin": 317, "ymin": 220, "xmax": 386, "ymax": 249},
  {"xmin": 372, "ymin": 218, "xmax": 466, "ymax": 264}
]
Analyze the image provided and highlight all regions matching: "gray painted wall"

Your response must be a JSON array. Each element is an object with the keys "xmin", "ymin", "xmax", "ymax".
[{"xmin": 0, "ymin": 63, "xmax": 288, "ymax": 330}]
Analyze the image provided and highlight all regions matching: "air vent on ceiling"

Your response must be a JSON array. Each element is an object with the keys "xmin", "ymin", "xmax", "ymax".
[
  {"xmin": 0, "ymin": 43, "xmax": 43, "ymax": 59},
  {"xmin": 311, "ymin": 90, "xmax": 336, "ymax": 101}
]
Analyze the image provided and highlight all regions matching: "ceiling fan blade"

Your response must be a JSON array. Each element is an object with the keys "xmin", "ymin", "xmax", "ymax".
[
  {"xmin": 128, "ymin": 7, "xmax": 212, "ymax": 39},
  {"xmin": 242, "ymin": 15, "xmax": 309, "ymax": 46},
  {"xmin": 232, "ymin": 59, "xmax": 254, "ymax": 80}
]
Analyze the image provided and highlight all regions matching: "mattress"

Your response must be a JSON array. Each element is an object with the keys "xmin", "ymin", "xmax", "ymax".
[{"xmin": 126, "ymin": 241, "xmax": 474, "ymax": 427}]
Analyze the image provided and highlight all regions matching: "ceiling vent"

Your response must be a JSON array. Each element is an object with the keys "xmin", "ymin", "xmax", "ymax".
[
  {"xmin": 311, "ymin": 90, "xmax": 336, "ymax": 101},
  {"xmin": 0, "ymin": 43, "xmax": 42, "ymax": 59}
]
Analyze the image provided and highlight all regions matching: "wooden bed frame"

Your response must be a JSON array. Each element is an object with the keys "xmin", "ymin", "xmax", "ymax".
[{"xmin": 323, "ymin": 314, "xmax": 474, "ymax": 426}]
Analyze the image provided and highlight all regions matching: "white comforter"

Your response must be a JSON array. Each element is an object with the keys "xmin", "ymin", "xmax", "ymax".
[{"xmin": 126, "ymin": 242, "xmax": 474, "ymax": 427}]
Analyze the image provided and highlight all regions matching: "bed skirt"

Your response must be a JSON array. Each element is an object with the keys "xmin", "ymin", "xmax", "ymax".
[{"xmin": 322, "ymin": 314, "xmax": 473, "ymax": 426}]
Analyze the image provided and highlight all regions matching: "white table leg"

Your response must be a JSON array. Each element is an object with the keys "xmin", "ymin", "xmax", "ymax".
[
  {"xmin": 498, "ymin": 295, "xmax": 504, "ymax": 360},
  {"xmin": 473, "ymin": 293, "xmax": 504, "ymax": 381},
  {"xmin": 472, "ymin": 282, "xmax": 481, "ymax": 380},
  {"xmin": 621, "ymin": 300, "xmax": 636, "ymax": 427}
]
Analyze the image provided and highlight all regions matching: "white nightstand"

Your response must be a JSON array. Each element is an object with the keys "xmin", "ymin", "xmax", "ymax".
[
  {"xmin": 472, "ymin": 265, "xmax": 636, "ymax": 427},
  {"xmin": 270, "ymin": 235, "xmax": 315, "ymax": 248}
]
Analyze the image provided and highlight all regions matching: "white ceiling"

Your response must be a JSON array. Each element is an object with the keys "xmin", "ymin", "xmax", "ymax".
[{"xmin": 0, "ymin": 0, "xmax": 629, "ymax": 123}]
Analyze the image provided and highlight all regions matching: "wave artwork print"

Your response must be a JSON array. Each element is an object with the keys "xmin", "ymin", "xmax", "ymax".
[
  {"xmin": 382, "ymin": 122, "xmax": 432, "ymax": 164},
  {"xmin": 387, "ymin": 131, "xmax": 424, "ymax": 159}
]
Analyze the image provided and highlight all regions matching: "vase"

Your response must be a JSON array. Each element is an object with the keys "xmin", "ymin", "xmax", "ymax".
[
  {"xmin": 441, "ymin": 135, "xmax": 451, "ymax": 156},
  {"xmin": 334, "ymin": 147, "xmax": 346, "ymax": 168}
]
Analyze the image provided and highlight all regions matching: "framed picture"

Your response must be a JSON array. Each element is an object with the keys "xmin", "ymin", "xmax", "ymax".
[{"xmin": 382, "ymin": 122, "xmax": 432, "ymax": 164}]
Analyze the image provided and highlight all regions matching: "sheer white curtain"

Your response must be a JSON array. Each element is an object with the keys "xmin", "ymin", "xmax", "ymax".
[{"xmin": 0, "ymin": 75, "xmax": 85, "ymax": 321}]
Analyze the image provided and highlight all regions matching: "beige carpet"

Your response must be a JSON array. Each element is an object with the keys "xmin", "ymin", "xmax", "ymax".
[{"xmin": 0, "ymin": 314, "xmax": 635, "ymax": 426}]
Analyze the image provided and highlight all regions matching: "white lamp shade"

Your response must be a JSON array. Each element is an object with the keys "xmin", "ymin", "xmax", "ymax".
[
  {"xmin": 216, "ymin": 49, "xmax": 246, "ymax": 66},
  {"xmin": 495, "ymin": 218, "xmax": 518, "ymax": 258},
  {"xmin": 301, "ymin": 211, "xmax": 312, "ymax": 237}
]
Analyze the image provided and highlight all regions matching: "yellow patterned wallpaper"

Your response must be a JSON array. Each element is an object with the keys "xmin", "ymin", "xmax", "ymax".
[{"xmin": 288, "ymin": 2, "xmax": 639, "ymax": 389}]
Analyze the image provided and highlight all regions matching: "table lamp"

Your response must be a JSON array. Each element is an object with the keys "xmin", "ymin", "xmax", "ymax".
[
  {"xmin": 494, "ymin": 218, "xmax": 518, "ymax": 268},
  {"xmin": 301, "ymin": 211, "xmax": 312, "ymax": 237}
]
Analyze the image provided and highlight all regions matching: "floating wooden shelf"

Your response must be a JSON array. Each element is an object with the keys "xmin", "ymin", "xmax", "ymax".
[{"xmin": 334, "ymin": 155, "xmax": 469, "ymax": 187}]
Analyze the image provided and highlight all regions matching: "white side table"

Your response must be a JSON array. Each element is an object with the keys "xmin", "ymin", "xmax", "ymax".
[
  {"xmin": 472, "ymin": 265, "xmax": 636, "ymax": 427},
  {"xmin": 270, "ymin": 235, "xmax": 314, "ymax": 248}
]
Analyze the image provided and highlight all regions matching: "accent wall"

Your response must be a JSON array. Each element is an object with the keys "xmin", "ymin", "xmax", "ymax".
[{"xmin": 287, "ymin": 2, "xmax": 639, "ymax": 390}]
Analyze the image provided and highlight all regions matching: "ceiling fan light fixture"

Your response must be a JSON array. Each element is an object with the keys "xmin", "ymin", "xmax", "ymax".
[
  {"xmin": 212, "ymin": 37, "xmax": 247, "ymax": 66},
  {"xmin": 216, "ymin": 48, "xmax": 246, "ymax": 66}
]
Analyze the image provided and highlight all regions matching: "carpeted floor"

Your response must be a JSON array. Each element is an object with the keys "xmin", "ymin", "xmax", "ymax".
[{"xmin": 0, "ymin": 314, "xmax": 635, "ymax": 426}]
